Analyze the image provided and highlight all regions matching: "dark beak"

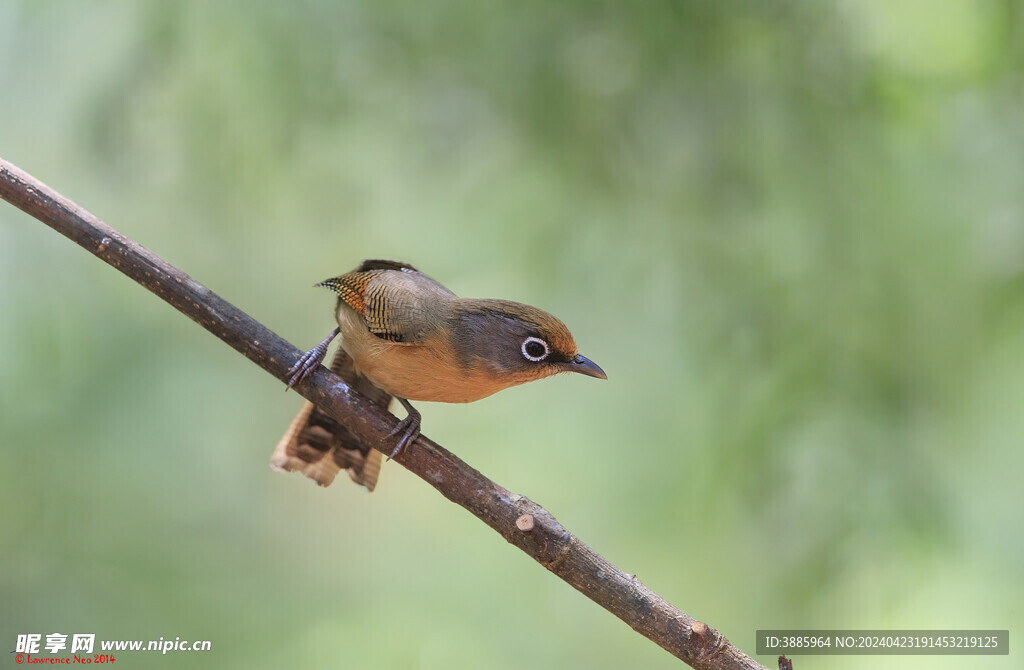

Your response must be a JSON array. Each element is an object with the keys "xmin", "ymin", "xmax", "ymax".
[{"xmin": 565, "ymin": 354, "xmax": 607, "ymax": 380}]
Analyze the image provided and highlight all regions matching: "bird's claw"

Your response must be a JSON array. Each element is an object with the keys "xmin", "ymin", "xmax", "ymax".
[
  {"xmin": 385, "ymin": 406, "xmax": 421, "ymax": 460},
  {"xmin": 286, "ymin": 344, "xmax": 328, "ymax": 389},
  {"xmin": 285, "ymin": 327, "xmax": 340, "ymax": 390}
]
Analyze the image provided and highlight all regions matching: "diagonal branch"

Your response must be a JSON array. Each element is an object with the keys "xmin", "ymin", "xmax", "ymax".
[{"xmin": 0, "ymin": 157, "xmax": 769, "ymax": 670}]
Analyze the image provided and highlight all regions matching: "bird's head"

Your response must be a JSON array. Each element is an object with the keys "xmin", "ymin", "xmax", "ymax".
[{"xmin": 449, "ymin": 299, "xmax": 606, "ymax": 388}]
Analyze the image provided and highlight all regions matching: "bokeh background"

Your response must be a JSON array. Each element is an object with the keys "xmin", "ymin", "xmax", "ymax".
[{"xmin": 2, "ymin": 1, "xmax": 1022, "ymax": 668}]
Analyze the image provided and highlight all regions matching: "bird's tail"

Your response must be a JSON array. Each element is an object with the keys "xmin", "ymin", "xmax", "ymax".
[{"xmin": 270, "ymin": 347, "xmax": 390, "ymax": 491}]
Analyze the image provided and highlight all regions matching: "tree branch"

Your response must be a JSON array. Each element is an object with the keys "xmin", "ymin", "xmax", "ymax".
[{"xmin": 1, "ymin": 157, "xmax": 769, "ymax": 670}]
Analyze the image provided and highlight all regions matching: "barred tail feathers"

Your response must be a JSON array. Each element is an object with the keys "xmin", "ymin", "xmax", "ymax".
[{"xmin": 271, "ymin": 348, "xmax": 389, "ymax": 491}]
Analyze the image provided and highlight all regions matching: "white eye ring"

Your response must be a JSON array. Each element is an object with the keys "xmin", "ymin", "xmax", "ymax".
[{"xmin": 521, "ymin": 336, "xmax": 550, "ymax": 362}]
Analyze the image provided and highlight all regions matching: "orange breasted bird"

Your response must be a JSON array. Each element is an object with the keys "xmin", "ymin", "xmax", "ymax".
[{"xmin": 271, "ymin": 259, "xmax": 606, "ymax": 490}]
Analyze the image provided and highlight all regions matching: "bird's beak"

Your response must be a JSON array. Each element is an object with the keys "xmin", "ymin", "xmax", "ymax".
[{"xmin": 565, "ymin": 354, "xmax": 607, "ymax": 380}]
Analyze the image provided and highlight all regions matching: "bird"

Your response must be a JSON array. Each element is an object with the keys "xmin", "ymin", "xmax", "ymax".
[{"xmin": 271, "ymin": 259, "xmax": 606, "ymax": 490}]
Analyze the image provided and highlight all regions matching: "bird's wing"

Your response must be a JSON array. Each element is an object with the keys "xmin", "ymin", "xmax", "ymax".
[
  {"xmin": 318, "ymin": 261, "xmax": 455, "ymax": 344},
  {"xmin": 271, "ymin": 347, "xmax": 388, "ymax": 490},
  {"xmin": 354, "ymin": 259, "xmax": 419, "ymax": 273}
]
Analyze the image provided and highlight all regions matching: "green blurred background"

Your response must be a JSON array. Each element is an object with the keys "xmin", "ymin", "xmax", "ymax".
[{"xmin": 2, "ymin": 1, "xmax": 1022, "ymax": 668}]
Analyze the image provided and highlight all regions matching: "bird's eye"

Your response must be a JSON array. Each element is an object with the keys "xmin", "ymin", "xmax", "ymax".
[{"xmin": 521, "ymin": 336, "xmax": 549, "ymax": 362}]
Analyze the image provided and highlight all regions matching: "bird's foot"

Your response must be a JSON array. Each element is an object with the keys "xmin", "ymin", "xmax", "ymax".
[
  {"xmin": 385, "ymin": 398, "xmax": 421, "ymax": 460},
  {"xmin": 285, "ymin": 327, "xmax": 340, "ymax": 389}
]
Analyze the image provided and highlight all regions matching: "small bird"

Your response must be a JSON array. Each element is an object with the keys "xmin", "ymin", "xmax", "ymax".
[{"xmin": 271, "ymin": 259, "xmax": 606, "ymax": 490}]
